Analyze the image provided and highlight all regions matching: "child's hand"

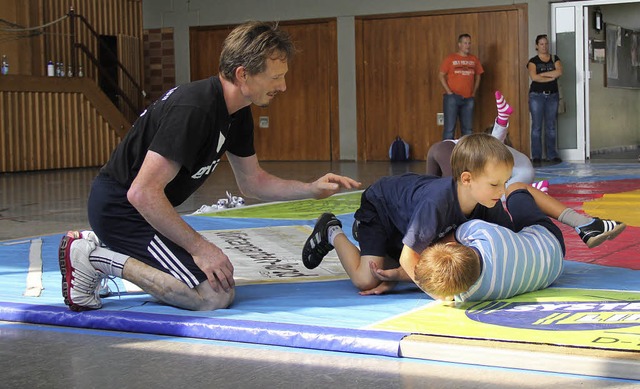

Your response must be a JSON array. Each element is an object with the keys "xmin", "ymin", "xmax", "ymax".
[
  {"xmin": 359, "ymin": 281, "xmax": 397, "ymax": 296},
  {"xmin": 368, "ymin": 261, "xmax": 411, "ymax": 282}
]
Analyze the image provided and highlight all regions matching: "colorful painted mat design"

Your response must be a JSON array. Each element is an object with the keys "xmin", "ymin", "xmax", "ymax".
[
  {"xmin": 0, "ymin": 163, "xmax": 639, "ymax": 356},
  {"xmin": 372, "ymin": 288, "xmax": 640, "ymax": 352}
]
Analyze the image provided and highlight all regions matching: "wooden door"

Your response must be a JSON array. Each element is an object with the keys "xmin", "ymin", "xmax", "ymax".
[
  {"xmin": 189, "ymin": 20, "xmax": 339, "ymax": 161},
  {"xmin": 356, "ymin": 5, "xmax": 529, "ymax": 161}
]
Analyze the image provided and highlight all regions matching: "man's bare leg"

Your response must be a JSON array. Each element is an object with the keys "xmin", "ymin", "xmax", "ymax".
[{"xmin": 122, "ymin": 258, "xmax": 234, "ymax": 311}]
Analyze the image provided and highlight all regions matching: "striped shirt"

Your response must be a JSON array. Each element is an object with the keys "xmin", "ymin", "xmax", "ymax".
[{"xmin": 454, "ymin": 219, "xmax": 564, "ymax": 302}]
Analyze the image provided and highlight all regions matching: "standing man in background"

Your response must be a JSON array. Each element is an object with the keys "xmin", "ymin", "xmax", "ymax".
[{"xmin": 438, "ymin": 33, "xmax": 484, "ymax": 140}]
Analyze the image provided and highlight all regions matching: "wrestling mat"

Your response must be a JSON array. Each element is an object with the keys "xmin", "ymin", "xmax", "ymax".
[{"xmin": 1, "ymin": 162, "xmax": 640, "ymax": 380}]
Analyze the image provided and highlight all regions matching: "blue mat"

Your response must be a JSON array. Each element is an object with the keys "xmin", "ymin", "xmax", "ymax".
[
  {"xmin": 535, "ymin": 161, "xmax": 640, "ymax": 184},
  {"xmin": 1, "ymin": 215, "xmax": 640, "ymax": 357},
  {"xmin": 2, "ymin": 162, "xmax": 640, "ymax": 357},
  {"xmin": 0, "ymin": 215, "xmax": 415, "ymax": 356}
]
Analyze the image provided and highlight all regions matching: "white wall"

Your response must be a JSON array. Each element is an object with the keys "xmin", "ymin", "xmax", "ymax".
[{"xmin": 141, "ymin": 0, "xmax": 561, "ymax": 160}]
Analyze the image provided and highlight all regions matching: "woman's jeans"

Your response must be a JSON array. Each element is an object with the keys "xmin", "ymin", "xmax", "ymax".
[
  {"xmin": 529, "ymin": 92, "xmax": 559, "ymax": 160},
  {"xmin": 443, "ymin": 93, "xmax": 474, "ymax": 140}
]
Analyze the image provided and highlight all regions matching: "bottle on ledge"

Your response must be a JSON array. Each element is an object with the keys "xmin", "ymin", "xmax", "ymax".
[
  {"xmin": 47, "ymin": 60, "xmax": 55, "ymax": 77},
  {"xmin": 1, "ymin": 55, "xmax": 9, "ymax": 75}
]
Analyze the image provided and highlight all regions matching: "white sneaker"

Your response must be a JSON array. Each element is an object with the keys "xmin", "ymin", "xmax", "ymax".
[
  {"xmin": 66, "ymin": 230, "xmax": 102, "ymax": 246},
  {"xmin": 193, "ymin": 204, "xmax": 218, "ymax": 215},
  {"xmin": 98, "ymin": 276, "xmax": 112, "ymax": 297},
  {"xmin": 81, "ymin": 230, "xmax": 102, "ymax": 246},
  {"xmin": 229, "ymin": 195, "xmax": 245, "ymax": 208},
  {"xmin": 58, "ymin": 234, "xmax": 103, "ymax": 311}
]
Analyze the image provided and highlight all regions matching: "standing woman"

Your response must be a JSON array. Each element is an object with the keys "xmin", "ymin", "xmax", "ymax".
[{"xmin": 528, "ymin": 34, "xmax": 563, "ymax": 164}]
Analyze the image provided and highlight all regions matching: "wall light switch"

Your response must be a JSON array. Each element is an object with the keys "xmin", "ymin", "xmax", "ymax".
[
  {"xmin": 259, "ymin": 116, "xmax": 269, "ymax": 128},
  {"xmin": 437, "ymin": 113, "xmax": 444, "ymax": 126}
]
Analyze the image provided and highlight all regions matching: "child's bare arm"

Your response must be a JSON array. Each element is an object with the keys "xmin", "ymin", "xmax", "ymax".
[
  {"xmin": 358, "ymin": 280, "xmax": 397, "ymax": 295},
  {"xmin": 399, "ymin": 245, "xmax": 421, "ymax": 284},
  {"xmin": 359, "ymin": 246, "xmax": 419, "ymax": 295},
  {"xmin": 367, "ymin": 261, "xmax": 411, "ymax": 282}
]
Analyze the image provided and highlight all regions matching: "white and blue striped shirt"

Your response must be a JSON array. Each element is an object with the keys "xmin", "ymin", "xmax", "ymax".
[{"xmin": 454, "ymin": 219, "xmax": 564, "ymax": 302}]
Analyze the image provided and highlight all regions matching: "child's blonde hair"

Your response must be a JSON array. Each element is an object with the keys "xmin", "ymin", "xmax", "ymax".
[
  {"xmin": 415, "ymin": 243, "xmax": 480, "ymax": 298},
  {"xmin": 451, "ymin": 133, "xmax": 514, "ymax": 181}
]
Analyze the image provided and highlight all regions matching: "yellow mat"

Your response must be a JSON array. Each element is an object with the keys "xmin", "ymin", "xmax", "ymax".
[
  {"xmin": 583, "ymin": 190, "xmax": 640, "ymax": 227},
  {"xmin": 371, "ymin": 288, "xmax": 640, "ymax": 352}
]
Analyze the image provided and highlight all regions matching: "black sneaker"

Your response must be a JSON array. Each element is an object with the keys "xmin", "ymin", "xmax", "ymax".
[
  {"xmin": 302, "ymin": 213, "xmax": 342, "ymax": 269},
  {"xmin": 576, "ymin": 218, "xmax": 626, "ymax": 248}
]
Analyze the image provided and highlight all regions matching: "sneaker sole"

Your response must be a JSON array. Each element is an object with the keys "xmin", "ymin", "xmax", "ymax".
[
  {"xmin": 58, "ymin": 234, "xmax": 91, "ymax": 312},
  {"xmin": 586, "ymin": 223, "xmax": 626, "ymax": 249},
  {"xmin": 302, "ymin": 213, "xmax": 339, "ymax": 269},
  {"xmin": 302, "ymin": 231, "xmax": 323, "ymax": 269}
]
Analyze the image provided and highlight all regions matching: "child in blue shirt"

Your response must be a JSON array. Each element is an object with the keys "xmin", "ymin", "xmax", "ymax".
[
  {"xmin": 416, "ymin": 182, "xmax": 565, "ymax": 302},
  {"xmin": 302, "ymin": 134, "xmax": 625, "ymax": 295},
  {"xmin": 304, "ymin": 133, "xmax": 514, "ymax": 293}
]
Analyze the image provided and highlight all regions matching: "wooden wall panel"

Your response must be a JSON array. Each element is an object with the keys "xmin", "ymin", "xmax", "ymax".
[
  {"xmin": 476, "ymin": 10, "xmax": 527, "ymax": 152},
  {"xmin": 0, "ymin": 0, "xmax": 141, "ymax": 172},
  {"xmin": 0, "ymin": 76, "xmax": 125, "ymax": 173},
  {"xmin": 0, "ymin": 0, "xmax": 41, "ymax": 75},
  {"xmin": 356, "ymin": 5, "xmax": 529, "ymax": 161},
  {"xmin": 189, "ymin": 20, "xmax": 338, "ymax": 161},
  {"xmin": 40, "ymin": 0, "xmax": 143, "ymax": 113},
  {"xmin": 0, "ymin": 89, "xmax": 119, "ymax": 172}
]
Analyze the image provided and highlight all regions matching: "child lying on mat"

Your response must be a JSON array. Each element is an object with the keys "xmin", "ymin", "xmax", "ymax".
[
  {"xmin": 302, "ymin": 134, "xmax": 626, "ymax": 297},
  {"xmin": 427, "ymin": 91, "xmax": 543, "ymax": 190},
  {"xmin": 412, "ymin": 182, "xmax": 565, "ymax": 302}
]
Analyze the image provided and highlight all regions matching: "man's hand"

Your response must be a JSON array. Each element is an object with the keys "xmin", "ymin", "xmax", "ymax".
[
  {"xmin": 192, "ymin": 241, "xmax": 235, "ymax": 292},
  {"xmin": 310, "ymin": 173, "xmax": 361, "ymax": 199},
  {"xmin": 226, "ymin": 154, "xmax": 362, "ymax": 202}
]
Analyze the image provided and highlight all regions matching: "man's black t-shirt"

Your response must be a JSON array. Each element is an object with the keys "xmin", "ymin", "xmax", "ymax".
[{"xmin": 101, "ymin": 76, "xmax": 255, "ymax": 206}]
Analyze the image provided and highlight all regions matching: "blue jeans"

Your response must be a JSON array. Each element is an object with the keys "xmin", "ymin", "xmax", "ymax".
[
  {"xmin": 442, "ymin": 93, "xmax": 474, "ymax": 140},
  {"xmin": 529, "ymin": 92, "xmax": 559, "ymax": 160}
]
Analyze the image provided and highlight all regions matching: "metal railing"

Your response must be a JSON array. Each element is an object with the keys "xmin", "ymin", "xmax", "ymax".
[{"xmin": 68, "ymin": 7, "xmax": 146, "ymax": 116}]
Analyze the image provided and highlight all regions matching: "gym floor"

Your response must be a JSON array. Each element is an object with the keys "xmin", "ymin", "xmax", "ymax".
[{"xmin": 1, "ymin": 154, "xmax": 639, "ymax": 388}]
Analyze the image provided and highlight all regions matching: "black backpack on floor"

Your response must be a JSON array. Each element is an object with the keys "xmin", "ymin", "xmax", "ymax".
[{"xmin": 389, "ymin": 136, "xmax": 410, "ymax": 162}]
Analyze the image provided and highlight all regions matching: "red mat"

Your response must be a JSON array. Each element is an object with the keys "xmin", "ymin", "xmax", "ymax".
[{"xmin": 549, "ymin": 179, "xmax": 640, "ymax": 270}]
